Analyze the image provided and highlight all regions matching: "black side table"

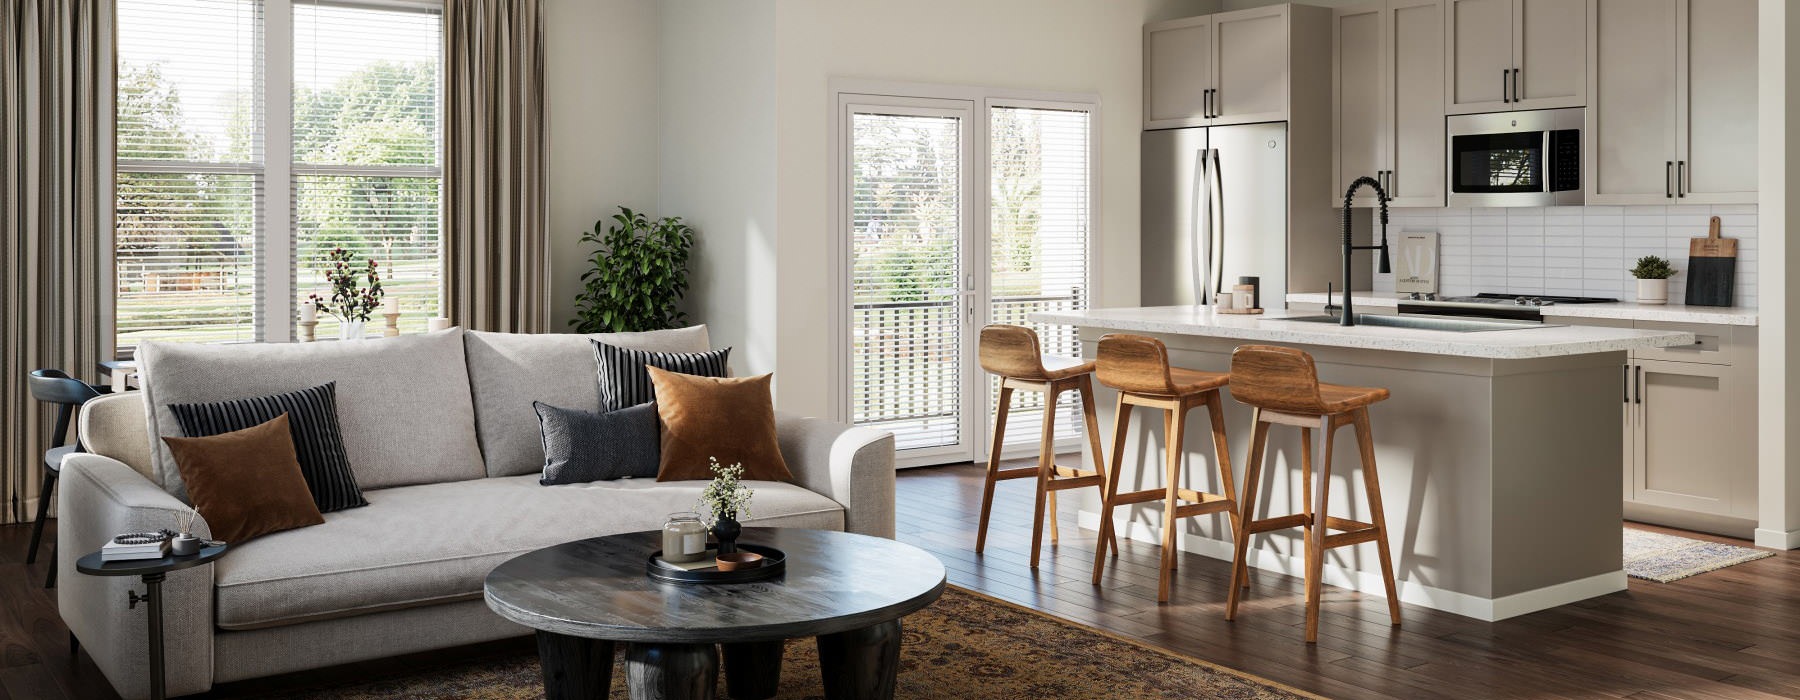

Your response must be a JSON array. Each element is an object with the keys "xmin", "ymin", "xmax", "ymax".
[{"xmin": 76, "ymin": 544, "xmax": 227, "ymax": 700}]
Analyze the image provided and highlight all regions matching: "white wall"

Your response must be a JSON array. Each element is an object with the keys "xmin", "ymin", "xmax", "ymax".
[
  {"xmin": 765, "ymin": 0, "xmax": 1210, "ymax": 417},
  {"xmin": 658, "ymin": 1, "xmax": 780, "ymax": 376},
  {"xmin": 544, "ymin": 0, "xmax": 661, "ymax": 330}
]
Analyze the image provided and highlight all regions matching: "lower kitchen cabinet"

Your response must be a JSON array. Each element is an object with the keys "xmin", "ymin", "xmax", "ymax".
[{"xmin": 1621, "ymin": 323, "xmax": 1758, "ymax": 536}]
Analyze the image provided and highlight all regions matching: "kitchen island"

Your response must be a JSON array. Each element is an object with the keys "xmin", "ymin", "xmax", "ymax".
[{"xmin": 1030, "ymin": 305, "xmax": 1696, "ymax": 621}]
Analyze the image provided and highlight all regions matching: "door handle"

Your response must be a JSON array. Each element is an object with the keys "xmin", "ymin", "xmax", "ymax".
[
  {"xmin": 1622, "ymin": 364, "xmax": 1630, "ymax": 404},
  {"xmin": 1665, "ymin": 161, "xmax": 1674, "ymax": 198},
  {"xmin": 1635, "ymin": 365, "xmax": 1643, "ymax": 405},
  {"xmin": 1209, "ymin": 89, "xmax": 1219, "ymax": 118},
  {"xmin": 1511, "ymin": 68, "xmax": 1520, "ymax": 102},
  {"xmin": 1678, "ymin": 160, "xmax": 1687, "ymax": 197},
  {"xmin": 1502, "ymin": 69, "xmax": 1510, "ymax": 102}
]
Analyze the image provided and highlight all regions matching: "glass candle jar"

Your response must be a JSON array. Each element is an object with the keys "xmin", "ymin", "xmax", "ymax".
[{"xmin": 662, "ymin": 512, "xmax": 708, "ymax": 563}]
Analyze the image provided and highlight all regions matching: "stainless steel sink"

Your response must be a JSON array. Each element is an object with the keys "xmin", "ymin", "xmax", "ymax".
[{"xmin": 1267, "ymin": 313, "xmax": 1559, "ymax": 333}]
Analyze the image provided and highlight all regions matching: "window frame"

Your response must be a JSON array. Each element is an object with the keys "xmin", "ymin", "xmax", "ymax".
[
  {"xmin": 112, "ymin": 0, "xmax": 445, "ymax": 354},
  {"xmin": 827, "ymin": 79, "xmax": 1101, "ymax": 466}
]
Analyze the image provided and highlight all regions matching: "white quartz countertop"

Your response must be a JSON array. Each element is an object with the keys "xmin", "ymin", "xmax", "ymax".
[
  {"xmin": 1286, "ymin": 292, "xmax": 1759, "ymax": 326},
  {"xmin": 1030, "ymin": 306, "xmax": 1695, "ymax": 359}
]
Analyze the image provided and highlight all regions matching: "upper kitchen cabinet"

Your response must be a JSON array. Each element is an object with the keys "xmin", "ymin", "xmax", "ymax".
[
  {"xmin": 1145, "ymin": 15, "xmax": 1213, "ymax": 127},
  {"xmin": 1586, "ymin": 0, "xmax": 1755, "ymax": 205},
  {"xmin": 1145, "ymin": 4, "xmax": 1328, "ymax": 129},
  {"xmin": 1445, "ymin": 0, "xmax": 1587, "ymax": 115},
  {"xmin": 1333, "ymin": 0, "xmax": 1444, "ymax": 207}
]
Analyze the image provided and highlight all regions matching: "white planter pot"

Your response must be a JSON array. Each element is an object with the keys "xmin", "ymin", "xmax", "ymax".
[{"xmin": 1637, "ymin": 278, "xmax": 1669, "ymax": 305}]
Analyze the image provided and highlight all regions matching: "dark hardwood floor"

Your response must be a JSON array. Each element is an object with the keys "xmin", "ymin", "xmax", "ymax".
[{"xmin": 2, "ymin": 460, "xmax": 1796, "ymax": 699}]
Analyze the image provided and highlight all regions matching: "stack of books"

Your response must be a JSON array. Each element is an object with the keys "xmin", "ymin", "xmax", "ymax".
[{"xmin": 101, "ymin": 534, "xmax": 170, "ymax": 562}]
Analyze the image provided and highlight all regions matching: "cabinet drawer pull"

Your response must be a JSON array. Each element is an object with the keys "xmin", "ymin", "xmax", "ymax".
[
  {"xmin": 1635, "ymin": 365, "xmax": 1643, "ymax": 405},
  {"xmin": 1678, "ymin": 160, "xmax": 1687, "ymax": 197},
  {"xmin": 1502, "ymin": 69, "xmax": 1510, "ymax": 102},
  {"xmin": 1622, "ymin": 364, "xmax": 1630, "ymax": 404},
  {"xmin": 1665, "ymin": 161, "xmax": 1674, "ymax": 198}
]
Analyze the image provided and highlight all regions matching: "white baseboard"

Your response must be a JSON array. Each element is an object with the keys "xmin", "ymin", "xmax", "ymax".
[
  {"xmin": 1754, "ymin": 527, "xmax": 1800, "ymax": 550},
  {"xmin": 1077, "ymin": 510, "xmax": 1626, "ymax": 622}
]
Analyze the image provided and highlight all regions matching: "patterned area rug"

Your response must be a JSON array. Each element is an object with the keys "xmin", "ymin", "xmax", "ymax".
[
  {"xmin": 1624, "ymin": 528, "xmax": 1772, "ymax": 583},
  {"xmin": 268, "ymin": 587, "xmax": 1320, "ymax": 699}
]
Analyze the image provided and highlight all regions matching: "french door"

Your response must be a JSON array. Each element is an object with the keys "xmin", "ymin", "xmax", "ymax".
[{"xmin": 838, "ymin": 92, "xmax": 1093, "ymax": 468}]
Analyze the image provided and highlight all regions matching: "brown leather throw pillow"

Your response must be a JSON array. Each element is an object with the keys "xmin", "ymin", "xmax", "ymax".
[
  {"xmin": 162, "ymin": 413, "xmax": 326, "ymax": 544},
  {"xmin": 647, "ymin": 367, "xmax": 793, "ymax": 482}
]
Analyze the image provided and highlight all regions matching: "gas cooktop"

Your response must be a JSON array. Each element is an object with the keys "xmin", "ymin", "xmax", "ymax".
[
  {"xmin": 1413, "ymin": 292, "xmax": 1621, "ymax": 308},
  {"xmin": 1397, "ymin": 292, "xmax": 1619, "ymax": 321}
]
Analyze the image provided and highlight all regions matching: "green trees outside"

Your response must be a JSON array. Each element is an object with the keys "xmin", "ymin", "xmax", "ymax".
[{"xmin": 115, "ymin": 57, "xmax": 438, "ymax": 343}]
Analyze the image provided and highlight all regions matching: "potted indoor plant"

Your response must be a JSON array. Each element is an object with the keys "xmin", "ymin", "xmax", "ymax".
[
  {"xmin": 570, "ymin": 206, "xmax": 696, "ymax": 333},
  {"xmin": 310, "ymin": 247, "xmax": 385, "ymax": 340},
  {"xmin": 697, "ymin": 457, "xmax": 753, "ymax": 554},
  {"xmin": 1630, "ymin": 255, "xmax": 1677, "ymax": 305}
]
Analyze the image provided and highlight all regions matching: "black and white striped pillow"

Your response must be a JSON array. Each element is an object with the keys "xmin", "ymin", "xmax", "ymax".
[
  {"xmin": 168, "ymin": 383, "xmax": 367, "ymax": 513},
  {"xmin": 591, "ymin": 340, "xmax": 731, "ymax": 411}
]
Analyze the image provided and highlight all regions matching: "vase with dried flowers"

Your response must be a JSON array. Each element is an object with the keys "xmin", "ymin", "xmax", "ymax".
[
  {"xmin": 696, "ymin": 457, "xmax": 754, "ymax": 554},
  {"xmin": 309, "ymin": 248, "xmax": 385, "ymax": 340}
]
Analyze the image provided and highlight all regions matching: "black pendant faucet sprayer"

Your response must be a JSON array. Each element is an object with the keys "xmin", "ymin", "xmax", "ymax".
[{"xmin": 1338, "ymin": 175, "xmax": 1392, "ymax": 327}]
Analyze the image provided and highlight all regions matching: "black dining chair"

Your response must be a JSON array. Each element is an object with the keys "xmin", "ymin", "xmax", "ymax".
[{"xmin": 26, "ymin": 369, "xmax": 106, "ymax": 589}]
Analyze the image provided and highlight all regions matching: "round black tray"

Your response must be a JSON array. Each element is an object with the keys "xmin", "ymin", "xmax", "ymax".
[{"xmin": 646, "ymin": 543, "xmax": 787, "ymax": 584}]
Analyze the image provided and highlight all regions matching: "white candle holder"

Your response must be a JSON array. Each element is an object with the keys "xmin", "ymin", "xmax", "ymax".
[
  {"xmin": 383, "ymin": 312, "xmax": 401, "ymax": 337},
  {"xmin": 299, "ymin": 320, "xmax": 318, "ymax": 343}
]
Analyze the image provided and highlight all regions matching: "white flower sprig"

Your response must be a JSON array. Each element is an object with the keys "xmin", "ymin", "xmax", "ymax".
[{"xmin": 696, "ymin": 457, "xmax": 753, "ymax": 527}]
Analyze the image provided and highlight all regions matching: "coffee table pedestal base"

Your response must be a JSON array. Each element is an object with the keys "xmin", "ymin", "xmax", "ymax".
[
  {"xmin": 537, "ymin": 631, "xmax": 615, "ymax": 699},
  {"xmin": 817, "ymin": 619, "xmax": 902, "ymax": 700},
  {"xmin": 626, "ymin": 642, "xmax": 720, "ymax": 700}
]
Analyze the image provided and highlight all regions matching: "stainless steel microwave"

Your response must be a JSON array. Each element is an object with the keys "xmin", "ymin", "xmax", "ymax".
[{"xmin": 1446, "ymin": 108, "xmax": 1582, "ymax": 207}]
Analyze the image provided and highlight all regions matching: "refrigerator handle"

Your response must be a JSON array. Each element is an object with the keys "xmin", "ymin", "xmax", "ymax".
[
  {"xmin": 1209, "ymin": 148, "xmax": 1225, "ymax": 298},
  {"xmin": 1190, "ymin": 146, "xmax": 1210, "ymax": 304}
]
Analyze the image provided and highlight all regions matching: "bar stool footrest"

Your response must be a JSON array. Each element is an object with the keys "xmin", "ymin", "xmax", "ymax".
[
  {"xmin": 1045, "ymin": 475, "xmax": 1104, "ymax": 491},
  {"xmin": 1245, "ymin": 513, "xmax": 1312, "ymax": 535}
]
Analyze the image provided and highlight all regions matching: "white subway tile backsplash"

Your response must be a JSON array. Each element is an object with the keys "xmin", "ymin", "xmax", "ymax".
[{"xmin": 1375, "ymin": 204, "xmax": 1757, "ymax": 306}]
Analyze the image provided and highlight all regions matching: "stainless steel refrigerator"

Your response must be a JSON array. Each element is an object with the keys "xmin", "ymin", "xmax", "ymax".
[{"xmin": 1141, "ymin": 123, "xmax": 1293, "ymax": 307}]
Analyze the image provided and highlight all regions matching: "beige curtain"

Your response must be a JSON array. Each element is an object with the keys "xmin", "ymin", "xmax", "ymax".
[
  {"xmin": 0, "ymin": 0, "xmax": 113, "ymax": 524},
  {"xmin": 444, "ymin": 0, "xmax": 548, "ymax": 333}
]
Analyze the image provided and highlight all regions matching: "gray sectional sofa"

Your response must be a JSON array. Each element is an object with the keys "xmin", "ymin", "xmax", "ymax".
[{"xmin": 57, "ymin": 326, "xmax": 896, "ymax": 699}]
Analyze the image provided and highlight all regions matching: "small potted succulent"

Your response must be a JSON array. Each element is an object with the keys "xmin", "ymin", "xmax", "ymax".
[
  {"xmin": 1630, "ymin": 255, "xmax": 1677, "ymax": 305},
  {"xmin": 697, "ymin": 457, "xmax": 754, "ymax": 555}
]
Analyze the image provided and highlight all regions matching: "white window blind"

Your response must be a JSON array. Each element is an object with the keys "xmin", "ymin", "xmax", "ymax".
[
  {"xmin": 849, "ymin": 112, "xmax": 967, "ymax": 451},
  {"xmin": 988, "ymin": 106, "xmax": 1092, "ymax": 446},
  {"xmin": 115, "ymin": 0, "xmax": 443, "ymax": 348},
  {"xmin": 115, "ymin": 0, "xmax": 264, "ymax": 345},
  {"xmin": 294, "ymin": 1, "xmax": 443, "ymax": 337}
]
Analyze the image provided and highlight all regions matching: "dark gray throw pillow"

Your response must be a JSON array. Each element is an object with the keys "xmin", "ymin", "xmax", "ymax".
[
  {"xmin": 591, "ymin": 340, "xmax": 731, "ymax": 411},
  {"xmin": 168, "ymin": 382, "xmax": 367, "ymax": 513},
  {"xmin": 535, "ymin": 401, "xmax": 661, "ymax": 485}
]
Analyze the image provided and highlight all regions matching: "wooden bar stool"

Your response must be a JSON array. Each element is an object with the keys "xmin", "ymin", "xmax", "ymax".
[
  {"xmin": 1224, "ymin": 345, "xmax": 1400, "ymax": 643},
  {"xmin": 1089, "ymin": 333, "xmax": 1238, "ymax": 603},
  {"xmin": 975, "ymin": 325, "xmax": 1110, "ymax": 569}
]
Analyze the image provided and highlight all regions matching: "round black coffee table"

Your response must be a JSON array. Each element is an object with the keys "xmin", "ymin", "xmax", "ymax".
[
  {"xmin": 484, "ymin": 528, "xmax": 945, "ymax": 700},
  {"xmin": 77, "ymin": 544, "xmax": 228, "ymax": 700}
]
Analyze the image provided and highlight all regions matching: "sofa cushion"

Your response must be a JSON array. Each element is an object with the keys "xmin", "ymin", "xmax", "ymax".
[
  {"xmin": 139, "ymin": 328, "xmax": 483, "ymax": 496},
  {"xmin": 535, "ymin": 401, "xmax": 661, "ymax": 484},
  {"xmin": 211, "ymin": 474, "xmax": 845, "ymax": 630},
  {"xmin": 162, "ymin": 414, "xmax": 325, "ymax": 543},
  {"xmin": 464, "ymin": 325, "xmax": 712, "ymax": 478}
]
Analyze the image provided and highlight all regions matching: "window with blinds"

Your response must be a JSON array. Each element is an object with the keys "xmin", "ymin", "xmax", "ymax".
[
  {"xmin": 114, "ymin": 0, "xmax": 443, "ymax": 348},
  {"xmin": 115, "ymin": 0, "xmax": 263, "ymax": 345},
  {"xmin": 989, "ymin": 106, "xmax": 1091, "ymax": 446},
  {"xmin": 849, "ymin": 111, "xmax": 967, "ymax": 452},
  {"xmin": 294, "ymin": 1, "xmax": 442, "ymax": 337}
]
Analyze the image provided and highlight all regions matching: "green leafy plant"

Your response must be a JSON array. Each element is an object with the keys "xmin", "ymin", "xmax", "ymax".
[
  {"xmin": 309, "ymin": 247, "xmax": 384, "ymax": 322},
  {"xmin": 570, "ymin": 207, "xmax": 696, "ymax": 333},
  {"xmin": 1630, "ymin": 255, "xmax": 1677, "ymax": 280},
  {"xmin": 696, "ymin": 457, "xmax": 753, "ymax": 527}
]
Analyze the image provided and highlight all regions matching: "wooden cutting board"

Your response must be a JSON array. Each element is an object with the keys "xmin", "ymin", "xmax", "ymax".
[{"xmin": 1685, "ymin": 216, "xmax": 1736, "ymax": 307}]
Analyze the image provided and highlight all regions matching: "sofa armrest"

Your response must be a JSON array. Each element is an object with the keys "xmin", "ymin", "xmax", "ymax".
[
  {"xmin": 775, "ymin": 412, "xmax": 896, "ymax": 538},
  {"xmin": 58, "ymin": 453, "xmax": 215, "ymax": 699}
]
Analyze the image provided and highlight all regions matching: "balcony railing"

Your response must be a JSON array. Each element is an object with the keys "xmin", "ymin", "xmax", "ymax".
[{"xmin": 851, "ymin": 290, "xmax": 1085, "ymax": 452}]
